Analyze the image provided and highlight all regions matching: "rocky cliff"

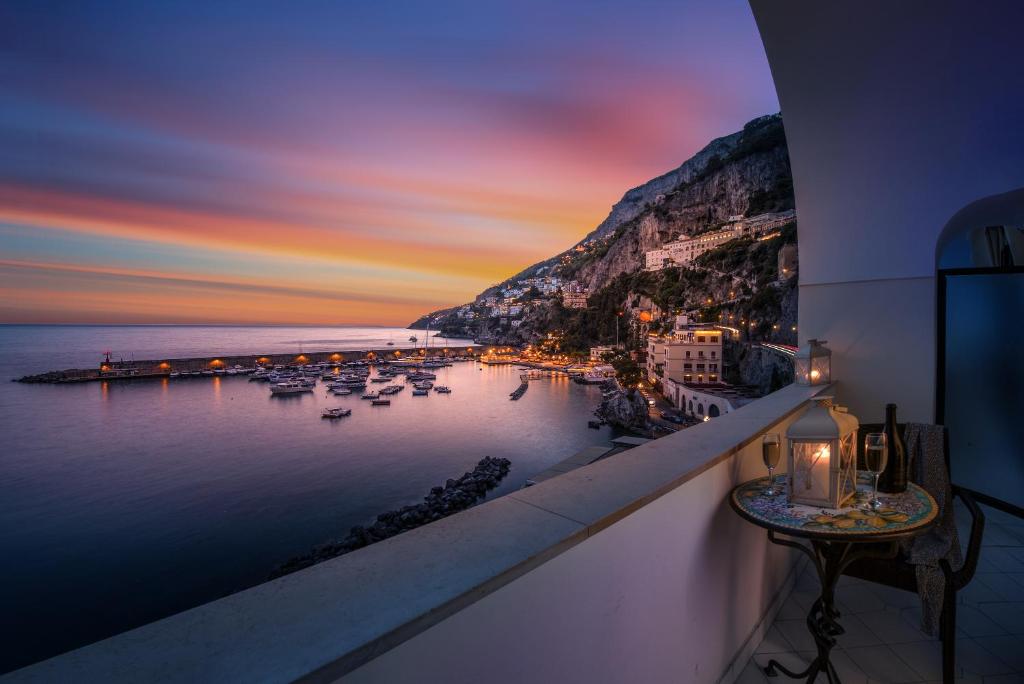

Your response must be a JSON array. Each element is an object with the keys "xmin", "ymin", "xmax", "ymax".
[{"xmin": 410, "ymin": 114, "xmax": 798, "ymax": 394}]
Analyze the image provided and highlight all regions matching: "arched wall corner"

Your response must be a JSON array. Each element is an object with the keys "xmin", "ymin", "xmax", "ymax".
[
  {"xmin": 935, "ymin": 187, "xmax": 1024, "ymax": 269},
  {"xmin": 749, "ymin": 0, "xmax": 1024, "ymax": 423}
]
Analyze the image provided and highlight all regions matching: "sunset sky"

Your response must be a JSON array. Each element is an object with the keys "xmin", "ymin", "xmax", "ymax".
[{"xmin": 0, "ymin": 0, "xmax": 778, "ymax": 325}]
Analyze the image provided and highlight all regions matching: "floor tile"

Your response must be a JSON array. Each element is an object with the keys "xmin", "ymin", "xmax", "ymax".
[
  {"xmin": 751, "ymin": 650, "xmax": 814, "ymax": 677},
  {"xmin": 838, "ymin": 584, "xmax": 890, "ymax": 614},
  {"xmin": 976, "ymin": 574, "xmax": 1024, "ymax": 603},
  {"xmin": 893, "ymin": 639, "xmax": 943, "ymax": 681},
  {"xmin": 735, "ymin": 659, "xmax": 770, "ymax": 684},
  {"xmin": 981, "ymin": 674, "xmax": 1024, "ymax": 683},
  {"xmin": 843, "ymin": 644, "xmax": 921, "ymax": 682},
  {"xmin": 957, "ymin": 638, "xmax": 1014, "ymax": 677},
  {"xmin": 834, "ymin": 612, "xmax": 884, "ymax": 648},
  {"xmin": 754, "ymin": 625, "xmax": 793, "ymax": 654},
  {"xmin": 858, "ymin": 608, "xmax": 931, "ymax": 644},
  {"xmin": 829, "ymin": 649, "xmax": 868, "ymax": 684},
  {"xmin": 777, "ymin": 594, "xmax": 805, "ymax": 620},
  {"xmin": 776, "ymin": 618, "xmax": 817, "ymax": 652},
  {"xmin": 959, "ymin": 604, "xmax": 1010, "ymax": 638},
  {"xmin": 981, "ymin": 603, "xmax": 1024, "ymax": 635},
  {"xmin": 977, "ymin": 634, "xmax": 1024, "ymax": 672}
]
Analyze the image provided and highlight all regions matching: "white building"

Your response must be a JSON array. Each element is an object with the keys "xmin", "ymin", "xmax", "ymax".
[
  {"xmin": 645, "ymin": 318, "xmax": 723, "ymax": 385},
  {"xmin": 644, "ymin": 210, "xmax": 798, "ymax": 271},
  {"xmin": 589, "ymin": 345, "xmax": 616, "ymax": 363}
]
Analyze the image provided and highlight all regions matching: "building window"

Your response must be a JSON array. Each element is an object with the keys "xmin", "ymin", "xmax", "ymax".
[
  {"xmin": 697, "ymin": 403, "xmax": 704, "ymax": 415},
  {"xmin": 711, "ymin": 336, "xmax": 718, "ymax": 343},
  {"xmin": 709, "ymin": 374, "xmax": 718, "ymax": 382},
  {"xmin": 683, "ymin": 363, "xmax": 692, "ymax": 370},
  {"xmin": 710, "ymin": 364, "xmax": 717, "ymax": 371},
  {"xmin": 698, "ymin": 351, "xmax": 705, "ymax": 358},
  {"xmin": 697, "ymin": 375, "xmax": 704, "ymax": 383},
  {"xmin": 685, "ymin": 351, "xmax": 691, "ymax": 358},
  {"xmin": 683, "ymin": 374, "xmax": 692, "ymax": 383},
  {"xmin": 697, "ymin": 336, "xmax": 705, "ymax": 343},
  {"xmin": 711, "ymin": 351, "xmax": 716, "ymax": 358},
  {"xmin": 696, "ymin": 364, "xmax": 705, "ymax": 371}
]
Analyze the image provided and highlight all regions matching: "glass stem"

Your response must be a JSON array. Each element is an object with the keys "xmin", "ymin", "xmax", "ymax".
[
  {"xmin": 872, "ymin": 472, "xmax": 880, "ymax": 502},
  {"xmin": 767, "ymin": 465, "xmax": 774, "ymax": 486}
]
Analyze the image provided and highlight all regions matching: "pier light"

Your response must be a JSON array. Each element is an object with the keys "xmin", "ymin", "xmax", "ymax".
[
  {"xmin": 393, "ymin": 350, "xmax": 402, "ymax": 358},
  {"xmin": 330, "ymin": 353, "xmax": 341, "ymax": 361},
  {"xmin": 794, "ymin": 339, "xmax": 832, "ymax": 386},
  {"xmin": 785, "ymin": 397, "xmax": 858, "ymax": 508},
  {"xmin": 210, "ymin": 359, "xmax": 224, "ymax": 367},
  {"xmin": 295, "ymin": 355, "xmax": 309, "ymax": 363},
  {"xmin": 257, "ymin": 357, "xmax": 270, "ymax": 365},
  {"xmin": 158, "ymin": 362, "xmax": 170, "ymax": 370},
  {"xmin": 100, "ymin": 364, "xmax": 110, "ymax": 372}
]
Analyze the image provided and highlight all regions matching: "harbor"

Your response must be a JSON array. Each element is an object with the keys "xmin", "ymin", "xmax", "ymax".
[{"xmin": 0, "ymin": 324, "xmax": 620, "ymax": 671}]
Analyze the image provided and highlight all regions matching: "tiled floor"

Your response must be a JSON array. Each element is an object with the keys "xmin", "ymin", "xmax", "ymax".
[{"xmin": 740, "ymin": 503, "xmax": 1024, "ymax": 683}]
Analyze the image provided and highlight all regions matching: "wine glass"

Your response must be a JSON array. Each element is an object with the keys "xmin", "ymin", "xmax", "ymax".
[
  {"xmin": 762, "ymin": 433, "xmax": 781, "ymax": 496},
  {"xmin": 864, "ymin": 432, "xmax": 888, "ymax": 511}
]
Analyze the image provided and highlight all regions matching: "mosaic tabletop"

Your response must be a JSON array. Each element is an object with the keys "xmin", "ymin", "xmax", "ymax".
[{"xmin": 730, "ymin": 473, "xmax": 938, "ymax": 541}]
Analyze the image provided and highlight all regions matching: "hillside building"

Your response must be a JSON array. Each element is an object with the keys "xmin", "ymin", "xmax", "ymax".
[
  {"xmin": 645, "ymin": 317, "xmax": 723, "ymax": 385},
  {"xmin": 562, "ymin": 281, "xmax": 589, "ymax": 309}
]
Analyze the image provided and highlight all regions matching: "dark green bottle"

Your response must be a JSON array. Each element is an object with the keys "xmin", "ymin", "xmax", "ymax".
[{"xmin": 877, "ymin": 403, "xmax": 908, "ymax": 493}]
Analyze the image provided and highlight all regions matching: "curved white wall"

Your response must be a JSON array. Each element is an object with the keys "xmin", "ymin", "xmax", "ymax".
[{"xmin": 750, "ymin": 0, "xmax": 1024, "ymax": 422}]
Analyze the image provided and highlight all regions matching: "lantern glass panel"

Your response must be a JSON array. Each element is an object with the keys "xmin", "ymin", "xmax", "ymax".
[
  {"xmin": 789, "ymin": 440, "xmax": 833, "ymax": 506},
  {"xmin": 810, "ymin": 355, "xmax": 831, "ymax": 385}
]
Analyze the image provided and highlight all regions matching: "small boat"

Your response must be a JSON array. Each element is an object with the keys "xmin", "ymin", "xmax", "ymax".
[
  {"xmin": 434, "ymin": 386, "xmax": 451, "ymax": 393},
  {"xmin": 329, "ymin": 387, "xmax": 352, "ymax": 396},
  {"xmin": 371, "ymin": 377, "xmax": 390, "ymax": 383},
  {"xmin": 270, "ymin": 381, "xmax": 313, "ymax": 395},
  {"xmin": 169, "ymin": 371, "xmax": 180, "ymax": 378},
  {"xmin": 201, "ymin": 370, "xmax": 214, "ymax": 376},
  {"xmin": 361, "ymin": 392, "xmax": 380, "ymax": 400},
  {"xmin": 322, "ymin": 407, "xmax": 352, "ymax": 419},
  {"xmin": 412, "ymin": 389, "xmax": 428, "ymax": 396},
  {"xmin": 371, "ymin": 399, "xmax": 391, "ymax": 406}
]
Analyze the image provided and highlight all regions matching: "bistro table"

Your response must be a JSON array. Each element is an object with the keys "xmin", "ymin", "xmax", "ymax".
[{"xmin": 729, "ymin": 473, "xmax": 938, "ymax": 683}]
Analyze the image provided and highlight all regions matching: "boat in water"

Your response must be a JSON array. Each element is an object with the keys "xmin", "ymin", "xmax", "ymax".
[
  {"xmin": 371, "ymin": 399, "xmax": 391, "ymax": 406},
  {"xmin": 321, "ymin": 407, "xmax": 352, "ymax": 419},
  {"xmin": 411, "ymin": 389, "xmax": 428, "ymax": 396},
  {"xmin": 329, "ymin": 387, "xmax": 352, "ymax": 395},
  {"xmin": 361, "ymin": 392, "xmax": 380, "ymax": 400},
  {"xmin": 434, "ymin": 386, "xmax": 451, "ymax": 393},
  {"xmin": 270, "ymin": 381, "xmax": 313, "ymax": 395}
]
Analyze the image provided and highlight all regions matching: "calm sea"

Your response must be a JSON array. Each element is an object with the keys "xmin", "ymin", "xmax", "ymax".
[{"xmin": 0, "ymin": 325, "xmax": 617, "ymax": 674}]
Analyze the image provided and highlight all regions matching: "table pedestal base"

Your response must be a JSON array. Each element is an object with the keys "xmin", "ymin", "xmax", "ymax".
[{"xmin": 763, "ymin": 530, "xmax": 898, "ymax": 683}]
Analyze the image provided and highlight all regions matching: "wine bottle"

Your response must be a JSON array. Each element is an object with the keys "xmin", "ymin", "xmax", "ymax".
[{"xmin": 877, "ymin": 403, "xmax": 908, "ymax": 493}]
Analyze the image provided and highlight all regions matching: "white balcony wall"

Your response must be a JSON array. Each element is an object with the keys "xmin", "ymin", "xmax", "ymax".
[
  {"xmin": 750, "ymin": 0, "xmax": 1024, "ymax": 423},
  {"xmin": 340, "ymin": 390, "xmax": 818, "ymax": 684}
]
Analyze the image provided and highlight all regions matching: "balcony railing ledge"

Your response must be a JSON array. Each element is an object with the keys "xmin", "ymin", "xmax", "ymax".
[{"xmin": 2, "ymin": 382, "xmax": 830, "ymax": 684}]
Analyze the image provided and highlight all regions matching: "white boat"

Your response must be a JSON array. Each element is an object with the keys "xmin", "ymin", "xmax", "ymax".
[
  {"xmin": 322, "ymin": 407, "xmax": 352, "ymax": 419},
  {"xmin": 434, "ymin": 386, "xmax": 451, "ymax": 393},
  {"xmin": 270, "ymin": 381, "xmax": 313, "ymax": 395},
  {"xmin": 361, "ymin": 392, "xmax": 380, "ymax": 400},
  {"xmin": 329, "ymin": 387, "xmax": 352, "ymax": 395}
]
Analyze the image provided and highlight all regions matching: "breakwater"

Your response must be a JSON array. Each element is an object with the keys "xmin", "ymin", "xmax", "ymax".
[
  {"xmin": 271, "ymin": 456, "xmax": 512, "ymax": 578},
  {"xmin": 15, "ymin": 346, "xmax": 483, "ymax": 384},
  {"xmin": 509, "ymin": 374, "xmax": 529, "ymax": 400}
]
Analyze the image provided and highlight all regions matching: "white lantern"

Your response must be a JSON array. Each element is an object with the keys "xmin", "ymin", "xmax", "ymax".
[
  {"xmin": 786, "ymin": 396, "xmax": 858, "ymax": 508},
  {"xmin": 794, "ymin": 339, "xmax": 831, "ymax": 386}
]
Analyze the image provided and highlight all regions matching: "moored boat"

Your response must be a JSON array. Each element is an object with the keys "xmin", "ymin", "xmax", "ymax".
[
  {"xmin": 270, "ymin": 381, "xmax": 313, "ymax": 395},
  {"xmin": 371, "ymin": 399, "xmax": 391, "ymax": 406},
  {"xmin": 321, "ymin": 407, "xmax": 352, "ymax": 419}
]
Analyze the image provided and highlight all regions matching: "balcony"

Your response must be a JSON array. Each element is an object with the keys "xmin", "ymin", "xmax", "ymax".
[{"xmin": 3, "ymin": 383, "xmax": 832, "ymax": 683}]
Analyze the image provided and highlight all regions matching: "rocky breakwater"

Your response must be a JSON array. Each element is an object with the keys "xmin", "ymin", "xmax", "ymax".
[
  {"xmin": 271, "ymin": 456, "xmax": 513, "ymax": 579},
  {"xmin": 596, "ymin": 388, "xmax": 650, "ymax": 432}
]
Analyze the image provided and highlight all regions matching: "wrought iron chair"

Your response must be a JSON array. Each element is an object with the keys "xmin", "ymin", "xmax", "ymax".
[{"xmin": 843, "ymin": 424, "xmax": 985, "ymax": 683}]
